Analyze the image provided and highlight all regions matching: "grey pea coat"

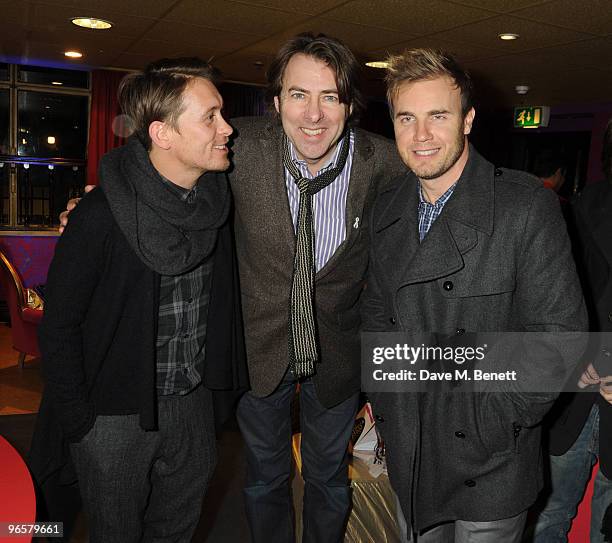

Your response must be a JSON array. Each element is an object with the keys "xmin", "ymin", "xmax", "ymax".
[
  {"xmin": 362, "ymin": 145, "xmax": 587, "ymax": 532},
  {"xmin": 228, "ymin": 116, "xmax": 404, "ymax": 408}
]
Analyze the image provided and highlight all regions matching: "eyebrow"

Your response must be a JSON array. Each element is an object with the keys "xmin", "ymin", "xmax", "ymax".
[
  {"xmin": 203, "ymin": 105, "xmax": 221, "ymax": 116},
  {"xmin": 287, "ymin": 86, "xmax": 339, "ymax": 94},
  {"xmin": 395, "ymin": 109, "xmax": 451, "ymax": 118}
]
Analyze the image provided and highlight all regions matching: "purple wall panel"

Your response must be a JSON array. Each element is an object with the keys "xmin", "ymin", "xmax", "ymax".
[{"xmin": 0, "ymin": 235, "xmax": 58, "ymax": 288}]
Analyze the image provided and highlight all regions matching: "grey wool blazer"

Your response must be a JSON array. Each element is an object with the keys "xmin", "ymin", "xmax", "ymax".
[{"xmin": 228, "ymin": 116, "xmax": 404, "ymax": 408}]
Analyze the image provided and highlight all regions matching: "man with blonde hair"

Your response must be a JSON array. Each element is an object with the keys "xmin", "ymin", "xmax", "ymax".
[{"xmin": 362, "ymin": 48, "xmax": 586, "ymax": 542}]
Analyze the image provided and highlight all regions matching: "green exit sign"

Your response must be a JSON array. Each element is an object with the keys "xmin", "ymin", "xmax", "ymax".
[{"xmin": 513, "ymin": 106, "xmax": 550, "ymax": 128}]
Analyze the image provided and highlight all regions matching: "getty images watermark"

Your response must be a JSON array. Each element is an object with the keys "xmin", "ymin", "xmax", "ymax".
[{"xmin": 361, "ymin": 331, "xmax": 611, "ymax": 394}]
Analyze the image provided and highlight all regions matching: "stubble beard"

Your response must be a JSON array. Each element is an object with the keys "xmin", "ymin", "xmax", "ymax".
[{"xmin": 410, "ymin": 131, "xmax": 465, "ymax": 181}]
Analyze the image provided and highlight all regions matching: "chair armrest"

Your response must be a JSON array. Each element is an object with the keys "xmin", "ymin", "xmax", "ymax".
[{"xmin": 22, "ymin": 307, "xmax": 43, "ymax": 325}]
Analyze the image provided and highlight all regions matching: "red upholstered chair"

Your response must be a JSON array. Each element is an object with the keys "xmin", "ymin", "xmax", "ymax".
[{"xmin": 0, "ymin": 250, "xmax": 42, "ymax": 368}]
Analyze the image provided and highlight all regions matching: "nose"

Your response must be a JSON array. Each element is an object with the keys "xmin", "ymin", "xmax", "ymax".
[
  {"xmin": 304, "ymin": 97, "xmax": 324, "ymax": 123},
  {"xmin": 218, "ymin": 114, "xmax": 233, "ymax": 138},
  {"xmin": 414, "ymin": 119, "xmax": 432, "ymax": 142}
]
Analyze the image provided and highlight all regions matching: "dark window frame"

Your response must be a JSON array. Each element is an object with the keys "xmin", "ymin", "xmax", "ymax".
[{"xmin": 0, "ymin": 64, "xmax": 90, "ymax": 230}]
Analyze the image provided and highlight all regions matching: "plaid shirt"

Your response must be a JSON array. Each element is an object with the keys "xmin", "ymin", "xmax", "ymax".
[
  {"xmin": 156, "ymin": 176, "xmax": 213, "ymax": 396},
  {"xmin": 418, "ymin": 181, "xmax": 457, "ymax": 242}
]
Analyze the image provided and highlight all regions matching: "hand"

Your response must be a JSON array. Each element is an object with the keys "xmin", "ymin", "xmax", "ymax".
[
  {"xmin": 600, "ymin": 377, "xmax": 612, "ymax": 405},
  {"xmin": 58, "ymin": 185, "xmax": 96, "ymax": 233},
  {"xmin": 577, "ymin": 363, "xmax": 600, "ymax": 389}
]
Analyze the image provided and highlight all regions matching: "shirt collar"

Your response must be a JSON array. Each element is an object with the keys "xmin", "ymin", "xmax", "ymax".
[
  {"xmin": 418, "ymin": 180, "xmax": 457, "ymax": 207},
  {"xmin": 159, "ymin": 173, "xmax": 198, "ymax": 203},
  {"xmin": 287, "ymin": 130, "xmax": 351, "ymax": 176}
]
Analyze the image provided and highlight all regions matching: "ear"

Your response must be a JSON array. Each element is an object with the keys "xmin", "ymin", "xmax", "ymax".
[
  {"xmin": 463, "ymin": 108, "xmax": 475, "ymax": 135},
  {"xmin": 273, "ymin": 96, "xmax": 280, "ymax": 115},
  {"xmin": 149, "ymin": 120, "xmax": 172, "ymax": 150}
]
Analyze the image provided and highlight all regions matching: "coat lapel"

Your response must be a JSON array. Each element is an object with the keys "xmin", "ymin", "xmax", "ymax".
[
  {"xmin": 316, "ymin": 128, "xmax": 376, "ymax": 280},
  {"xmin": 379, "ymin": 145, "xmax": 494, "ymax": 288},
  {"xmin": 260, "ymin": 122, "xmax": 296, "ymax": 256}
]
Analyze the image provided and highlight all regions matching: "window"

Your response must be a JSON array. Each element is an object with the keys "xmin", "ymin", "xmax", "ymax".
[
  {"xmin": 18, "ymin": 91, "xmax": 88, "ymax": 158},
  {"xmin": 0, "ymin": 64, "xmax": 89, "ymax": 229},
  {"xmin": 17, "ymin": 65, "xmax": 89, "ymax": 89},
  {"xmin": 0, "ymin": 89, "xmax": 8, "ymax": 155},
  {"xmin": 17, "ymin": 163, "xmax": 85, "ymax": 227}
]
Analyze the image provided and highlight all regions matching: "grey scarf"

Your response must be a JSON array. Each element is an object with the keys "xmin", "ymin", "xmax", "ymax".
[{"xmin": 99, "ymin": 136, "xmax": 229, "ymax": 275}]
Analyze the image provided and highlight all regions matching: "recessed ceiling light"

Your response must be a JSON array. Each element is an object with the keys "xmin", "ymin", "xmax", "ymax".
[
  {"xmin": 71, "ymin": 17, "xmax": 113, "ymax": 30},
  {"xmin": 51, "ymin": 81, "xmax": 63, "ymax": 85},
  {"xmin": 515, "ymin": 84, "xmax": 530, "ymax": 95},
  {"xmin": 64, "ymin": 50, "xmax": 83, "ymax": 58},
  {"xmin": 365, "ymin": 61, "xmax": 389, "ymax": 69},
  {"xmin": 499, "ymin": 33, "xmax": 519, "ymax": 40}
]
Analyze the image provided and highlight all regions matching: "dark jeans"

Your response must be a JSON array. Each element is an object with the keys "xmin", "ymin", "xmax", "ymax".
[
  {"xmin": 70, "ymin": 385, "xmax": 217, "ymax": 543},
  {"xmin": 533, "ymin": 404, "xmax": 612, "ymax": 543},
  {"xmin": 236, "ymin": 369, "xmax": 359, "ymax": 543}
]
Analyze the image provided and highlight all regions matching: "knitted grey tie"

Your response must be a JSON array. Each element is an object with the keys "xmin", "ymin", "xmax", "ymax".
[{"xmin": 282, "ymin": 132, "xmax": 351, "ymax": 378}]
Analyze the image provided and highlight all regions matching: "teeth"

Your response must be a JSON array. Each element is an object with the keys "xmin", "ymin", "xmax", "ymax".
[
  {"xmin": 414, "ymin": 149, "xmax": 438, "ymax": 156},
  {"xmin": 302, "ymin": 128, "xmax": 324, "ymax": 136}
]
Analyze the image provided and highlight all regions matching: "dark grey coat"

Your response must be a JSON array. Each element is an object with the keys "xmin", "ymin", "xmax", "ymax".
[
  {"xmin": 229, "ymin": 116, "xmax": 404, "ymax": 408},
  {"xmin": 362, "ymin": 146, "xmax": 587, "ymax": 531}
]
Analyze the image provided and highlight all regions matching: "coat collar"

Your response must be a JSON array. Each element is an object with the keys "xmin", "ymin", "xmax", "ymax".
[
  {"xmin": 375, "ymin": 144, "xmax": 494, "ymax": 235},
  {"xmin": 375, "ymin": 144, "xmax": 495, "ymax": 286}
]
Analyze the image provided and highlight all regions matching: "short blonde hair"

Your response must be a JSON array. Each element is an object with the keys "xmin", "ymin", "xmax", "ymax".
[{"xmin": 385, "ymin": 48, "xmax": 473, "ymax": 116}]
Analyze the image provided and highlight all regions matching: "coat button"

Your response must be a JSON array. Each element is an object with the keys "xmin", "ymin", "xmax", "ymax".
[
  {"xmin": 375, "ymin": 415, "xmax": 385, "ymax": 423},
  {"xmin": 494, "ymin": 168, "xmax": 503, "ymax": 177},
  {"xmin": 389, "ymin": 317, "xmax": 397, "ymax": 325},
  {"xmin": 465, "ymin": 479, "xmax": 476, "ymax": 487},
  {"xmin": 455, "ymin": 431, "xmax": 466, "ymax": 439},
  {"xmin": 443, "ymin": 281, "xmax": 453, "ymax": 291},
  {"xmin": 456, "ymin": 328, "xmax": 465, "ymax": 335}
]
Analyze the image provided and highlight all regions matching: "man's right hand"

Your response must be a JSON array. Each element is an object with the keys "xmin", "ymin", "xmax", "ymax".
[
  {"xmin": 59, "ymin": 184, "xmax": 96, "ymax": 233},
  {"xmin": 577, "ymin": 363, "xmax": 600, "ymax": 389}
]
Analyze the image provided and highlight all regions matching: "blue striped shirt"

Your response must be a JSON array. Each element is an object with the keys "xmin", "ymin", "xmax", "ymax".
[
  {"xmin": 418, "ymin": 181, "xmax": 457, "ymax": 242},
  {"xmin": 285, "ymin": 130, "xmax": 354, "ymax": 271}
]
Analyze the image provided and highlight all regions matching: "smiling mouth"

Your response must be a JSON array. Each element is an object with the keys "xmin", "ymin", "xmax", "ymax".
[
  {"xmin": 213, "ymin": 144, "xmax": 228, "ymax": 151},
  {"xmin": 413, "ymin": 149, "xmax": 439, "ymax": 156},
  {"xmin": 301, "ymin": 127, "xmax": 325, "ymax": 136}
]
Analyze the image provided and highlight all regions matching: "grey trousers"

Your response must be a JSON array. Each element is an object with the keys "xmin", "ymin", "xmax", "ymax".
[
  {"xmin": 417, "ymin": 511, "xmax": 528, "ymax": 543},
  {"xmin": 70, "ymin": 385, "xmax": 217, "ymax": 543}
]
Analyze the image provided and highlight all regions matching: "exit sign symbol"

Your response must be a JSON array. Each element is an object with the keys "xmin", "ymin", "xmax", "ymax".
[{"xmin": 514, "ymin": 106, "xmax": 550, "ymax": 128}]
